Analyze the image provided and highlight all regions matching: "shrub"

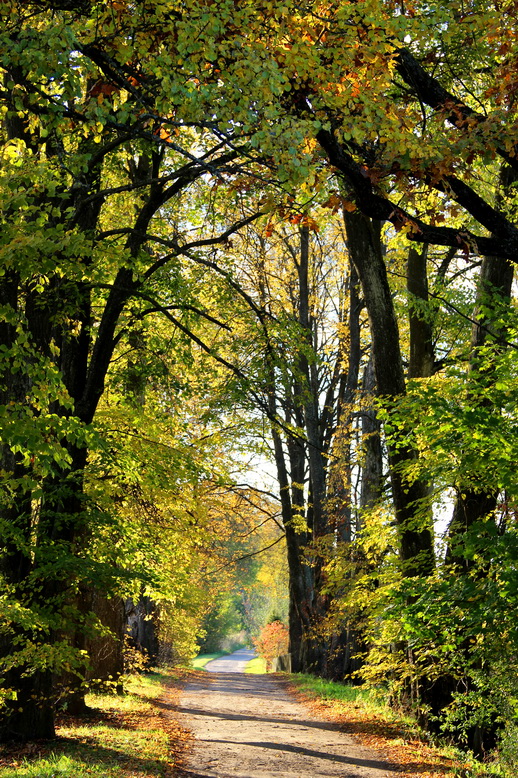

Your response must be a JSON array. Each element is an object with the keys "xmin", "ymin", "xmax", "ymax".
[{"xmin": 253, "ymin": 620, "xmax": 289, "ymax": 671}]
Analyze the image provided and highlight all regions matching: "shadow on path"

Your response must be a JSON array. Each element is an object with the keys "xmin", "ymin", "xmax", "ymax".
[{"xmin": 175, "ymin": 649, "xmax": 401, "ymax": 777}]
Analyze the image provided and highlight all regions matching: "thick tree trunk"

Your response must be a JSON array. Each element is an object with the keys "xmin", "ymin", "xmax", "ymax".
[
  {"xmin": 125, "ymin": 596, "xmax": 159, "ymax": 665},
  {"xmin": 0, "ymin": 270, "xmax": 57, "ymax": 740},
  {"xmin": 333, "ymin": 264, "xmax": 362, "ymax": 543},
  {"xmin": 359, "ymin": 356, "xmax": 383, "ymax": 516},
  {"xmin": 0, "ymin": 271, "xmax": 100, "ymax": 737},
  {"xmin": 0, "ymin": 671, "xmax": 55, "ymax": 741},
  {"xmin": 343, "ymin": 210, "xmax": 434, "ymax": 576}
]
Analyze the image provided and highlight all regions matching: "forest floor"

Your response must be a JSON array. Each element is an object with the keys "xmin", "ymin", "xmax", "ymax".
[
  {"xmin": 0, "ymin": 656, "xmax": 493, "ymax": 777},
  {"xmin": 0, "ymin": 671, "xmax": 191, "ymax": 777}
]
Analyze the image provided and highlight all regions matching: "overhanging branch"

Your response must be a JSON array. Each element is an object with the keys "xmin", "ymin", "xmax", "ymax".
[{"xmin": 316, "ymin": 127, "xmax": 518, "ymax": 259}]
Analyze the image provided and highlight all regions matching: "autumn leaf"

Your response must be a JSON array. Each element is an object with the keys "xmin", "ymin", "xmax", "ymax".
[{"xmin": 88, "ymin": 80, "xmax": 119, "ymax": 98}]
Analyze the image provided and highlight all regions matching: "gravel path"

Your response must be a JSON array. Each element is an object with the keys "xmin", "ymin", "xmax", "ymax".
[
  {"xmin": 176, "ymin": 649, "xmax": 398, "ymax": 778},
  {"xmin": 204, "ymin": 648, "xmax": 257, "ymax": 673}
]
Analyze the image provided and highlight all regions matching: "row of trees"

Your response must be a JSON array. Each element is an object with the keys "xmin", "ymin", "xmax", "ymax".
[{"xmin": 1, "ymin": 0, "xmax": 518, "ymax": 761}]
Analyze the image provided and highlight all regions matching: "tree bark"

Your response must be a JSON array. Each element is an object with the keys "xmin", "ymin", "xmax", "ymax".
[
  {"xmin": 322, "ymin": 266, "xmax": 366, "ymax": 681},
  {"xmin": 407, "ymin": 246, "xmax": 434, "ymax": 380},
  {"xmin": 0, "ymin": 272, "xmax": 57, "ymax": 740},
  {"xmin": 359, "ymin": 356, "xmax": 383, "ymax": 515},
  {"xmin": 343, "ymin": 210, "xmax": 434, "ymax": 576}
]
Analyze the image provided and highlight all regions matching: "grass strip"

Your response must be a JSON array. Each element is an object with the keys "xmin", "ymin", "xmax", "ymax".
[
  {"xmin": 0, "ymin": 670, "xmax": 192, "ymax": 778},
  {"xmin": 245, "ymin": 656, "xmax": 266, "ymax": 674},
  {"xmin": 190, "ymin": 652, "xmax": 227, "ymax": 669},
  {"xmin": 288, "ymin": 674, "xmax": 484, "ymax": 778}
]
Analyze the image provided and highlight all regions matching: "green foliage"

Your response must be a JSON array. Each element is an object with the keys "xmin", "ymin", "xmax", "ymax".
[
  {"xmin": 0, "ymin": 0, "xmax": 517, "ymax": 762},
  {"xmin": 381, "ymin": 358, "xmax": 518, "ymax": 499},
  {"xmin": 336, "ymin": 516, "xmax": 518, "ymax": 759},
  {"xmin": 199, "ymin": 593, "xmax": 245, "ymax": 654}
]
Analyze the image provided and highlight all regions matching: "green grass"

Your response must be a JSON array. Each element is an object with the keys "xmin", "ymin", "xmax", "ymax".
[
  {"xmin": 290, "ymin": 673, "xmax": 373, "ymax": 705},
  {"xmin": 191, "ymin": 651, "xmax": 227, "ymax": 669},
  {"xmin": 245, "ymin": 656, "xmax": 266, "ymax": 674},
  {"xmin": 0, "ymin": 671, "xmax": 181, "ymax": 778},
  {"xmin": 0, "ymin": 753, "xmax": 108, "ymax": 777},
  {"xmin": 290, "ymin": 675, "xmax": 515, "ymax": 778}
]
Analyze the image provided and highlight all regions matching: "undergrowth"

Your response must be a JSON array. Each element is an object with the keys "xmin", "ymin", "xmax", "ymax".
[
  {"xmin": 0, "ymin": 671, "xmax": 188, "ymax": 778},
  {"xmin": 289, "ymin": 674, "xmax": 515, "ymax": 778}
]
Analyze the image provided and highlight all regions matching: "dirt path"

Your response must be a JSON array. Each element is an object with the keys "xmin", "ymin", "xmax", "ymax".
[
  {"xmin": 176, "ymin": 650, "xmax": 398, "ymax": 778},
  {"xmin": 204, "ymin": 648, "xmax": 257, "ymax": 673}
]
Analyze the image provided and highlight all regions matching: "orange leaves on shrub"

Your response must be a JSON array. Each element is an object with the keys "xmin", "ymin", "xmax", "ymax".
[{"xmin": 253, "ymin": 621, "xmax": 289, "ymax": 670}]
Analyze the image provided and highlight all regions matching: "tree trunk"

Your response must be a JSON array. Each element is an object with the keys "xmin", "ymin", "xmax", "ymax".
[
  {"xmin": 343, "ymin": 210, "xmax": 434, "ymax": 576},
  {"xmin": 0, "ymin": 271, "xmax": 57, "ymax": 740},
  {"xmin": 125, "ymin": 596, "xmax": 160, "ymax": 665},
  {"xmin": 359, "ymin": 356, "xmax": 383, "ymax": 516},
  {"xmin": 270, "ymin": 424, "xmax": 312, "ymax": 673},
  {"xmin": 321, "ymin": 266, "xmax": 365, "ymax": 680},
  {"xmin": 407, "ymin": 246, "xmax": 434, "ymax": 380}
]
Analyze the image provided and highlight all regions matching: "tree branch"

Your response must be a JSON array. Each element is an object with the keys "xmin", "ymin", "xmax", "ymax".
[
  {"xmin": 316, "ymin": 127, "xmax": 518, "ymax": 258},
  {"xmin": 395, "ymin": 46, "xmax": 518, "ymax": 173},
  {"xmin": 203, "ymin": 534, "xmax": 286, "ymax": 577}
]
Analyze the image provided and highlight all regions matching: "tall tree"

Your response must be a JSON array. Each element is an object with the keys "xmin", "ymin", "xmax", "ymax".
[{"xmin": 0, "ymin": 1, "xmax": 260, "ymax": 740}]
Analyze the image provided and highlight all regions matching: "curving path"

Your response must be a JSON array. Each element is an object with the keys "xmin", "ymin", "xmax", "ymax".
[{"xmin": 176, "ymin": 649, "xmax": 397, "ymax": 778}]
